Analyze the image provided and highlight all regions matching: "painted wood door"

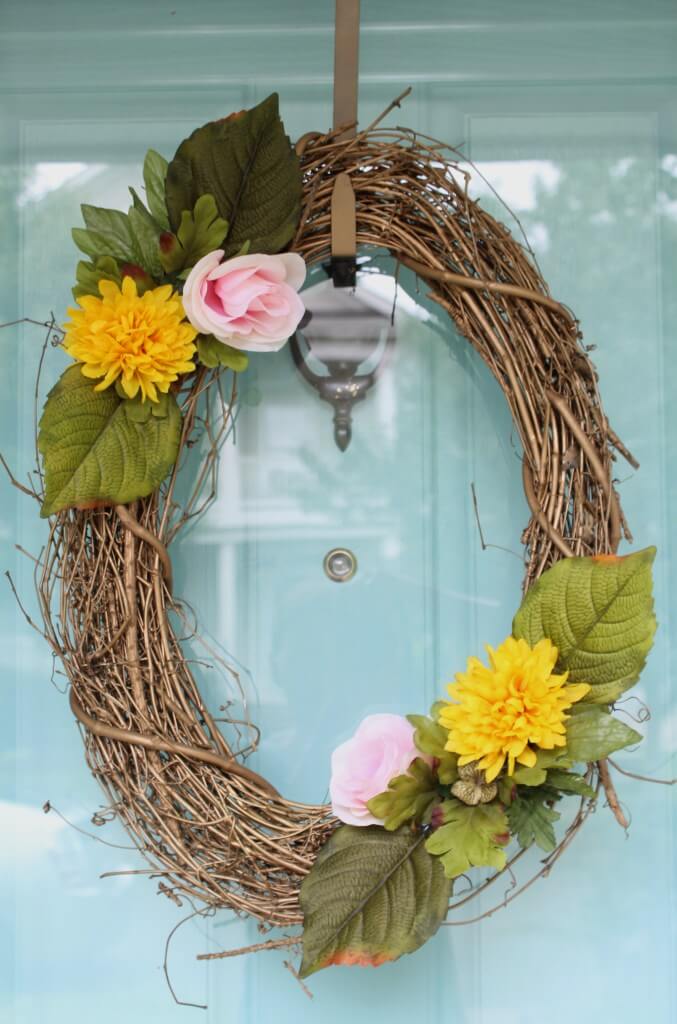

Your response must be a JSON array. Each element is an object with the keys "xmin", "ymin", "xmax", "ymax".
[{"xmin": 2, "ymin": 2, "xmax": 675, "ymax": 1021}]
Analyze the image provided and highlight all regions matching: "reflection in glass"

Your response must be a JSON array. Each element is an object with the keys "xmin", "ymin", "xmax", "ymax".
[{"xmin": 290, "ymin": 275, "xmax": 396, "ymax": 450}]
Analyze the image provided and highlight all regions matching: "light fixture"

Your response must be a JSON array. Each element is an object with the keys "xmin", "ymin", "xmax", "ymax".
[{"xmin": 289, "ymin": 274, "xmax": 396, "ymax": 451}]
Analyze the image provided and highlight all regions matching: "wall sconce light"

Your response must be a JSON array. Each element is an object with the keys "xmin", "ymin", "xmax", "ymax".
[{"xmin": 289, "ymin": 275, "xmax": 396, "ymax": 451}]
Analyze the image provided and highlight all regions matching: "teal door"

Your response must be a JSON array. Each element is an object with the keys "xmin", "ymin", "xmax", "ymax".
[{"xmin": 2, "ymin": 2, "xmax": 675, "ymax": 1021}]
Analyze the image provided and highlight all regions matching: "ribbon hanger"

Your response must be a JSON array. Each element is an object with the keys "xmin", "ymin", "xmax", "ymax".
[{"xmin": 329, "ymin": 0, "xmax": 359, "ymax": 287}]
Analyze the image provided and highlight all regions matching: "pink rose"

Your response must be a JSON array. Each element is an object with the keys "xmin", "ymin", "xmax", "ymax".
[
  {"xmin": 330, "ymin": 714, "xmax": 421, "ymax": 827},
  {"xmin": 181, "ymin": 250, "xmax": 306, "ymax": 353}
]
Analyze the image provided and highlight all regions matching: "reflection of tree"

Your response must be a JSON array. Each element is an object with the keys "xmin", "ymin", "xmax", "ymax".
[{"xmin": 479, "ymin": 155, "xmax": 677, "ymax": 340}]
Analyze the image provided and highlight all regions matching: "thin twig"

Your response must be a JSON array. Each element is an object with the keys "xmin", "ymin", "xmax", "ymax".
[
  {"xmin": 0, "ymin": 454, "xmax": 40, "ymax": 500},
  {"xmin": 284, "ymin": 960, "xmax": 314, "ymax": 999},
  {"xmin": 197, "ymin": 936, "xmax": 299, "ymax": 961},
  {"xmin": 164, "ymin": 907, "xmax": 208, "ymax": 1011},
  {"xmin": 0, "ymin": 316, "xmax": 64, "ymax": 334},
  {"xmin": 365, "ymin": 86, "xmax": 412, "ymax": 131},
  {"xmin": 42, "ymin": 801, "xmax": 138, "ymax": 851},
  {"xmin": 608, "ymin": 758, "xmax": 677, "ymax": 786}
]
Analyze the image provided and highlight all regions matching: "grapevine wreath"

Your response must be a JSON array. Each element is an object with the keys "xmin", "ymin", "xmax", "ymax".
[{"xmin": 14, "ymin": 93, "xmax": 659, "ymax": 979}]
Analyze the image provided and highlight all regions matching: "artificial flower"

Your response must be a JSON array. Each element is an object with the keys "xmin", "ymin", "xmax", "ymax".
[
  {"xmin": 450, "ymin": 761, "xmax": 498, "ymax": 806},
  {"xmin": 181, "ymin": 250, "xmax": 306, "ymax": 352},
  {"xmin": 439, "ymin": 637, "xmax": 590, "ymax": 782},
  {"xmin": 63, "ymin": 277, "xmax": 197, "ymax": 403},
  {"xmin": 330, "ymin": 714, "xmax": 422, "ymax": 826}
]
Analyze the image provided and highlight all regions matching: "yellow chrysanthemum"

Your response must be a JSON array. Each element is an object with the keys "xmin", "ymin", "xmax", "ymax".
[
  {"xmin": 439, "ymin": 637, "xmax": 590, "ymax": 782},
  {"xmin": 63, "ymin": 277, "xmax": 197, "ymax": 403}
]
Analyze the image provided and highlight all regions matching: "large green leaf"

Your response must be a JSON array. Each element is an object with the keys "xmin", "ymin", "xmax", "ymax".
[
  {"xmin": 299, "ymin": 826, "xmax": 450, "ymax": 979},
  {"xmin": 425, "ymin": 799, "xmax": 509, "ymax": 879},
  {"xmin": 38, "ymin": 365, "xmax": 182, "ymax": 516},
  {"xmin": 564, "ymin": 706, "xmax": 642, "ymax": 762},
  {"xmin": 128, "ymin": 189, "xmax": 163, "ymax": 278},
  {"xmin": 366, "ymin": 759, "xmax": 438, "ymax": 831},
  {"xmin": 143, "ymin": 149, "xmax": 170, "ymax": 230},
  {"xmin": 513, "ymin": 548, "xmax": 657, "ymax": 703},
  {"xmin": 165, "ymin": 93, "xmax": 302, "ymax": 256}
]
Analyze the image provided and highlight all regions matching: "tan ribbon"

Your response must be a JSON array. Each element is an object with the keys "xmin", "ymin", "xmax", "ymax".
[
  {"xmin": 333, "ymin": 0, "xmax": 360, "ymax": 137},
  {"xmin": 331, "ymin": 1, "xmax": 359, "ymax": 264}
]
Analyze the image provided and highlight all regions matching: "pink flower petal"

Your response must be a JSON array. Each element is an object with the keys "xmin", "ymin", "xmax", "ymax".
[
  {"xmin": 329, "ymin": 714, "xmax": 421, "ymax": 827},
  {"xmin": 181, "ymin": 249, "xmax": 306, "ymax": 353}
]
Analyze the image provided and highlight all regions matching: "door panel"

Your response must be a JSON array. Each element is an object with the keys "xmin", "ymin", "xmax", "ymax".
[{"xmin": 2, "ymin": 3, "xmax": 675, "ymax": 1022}]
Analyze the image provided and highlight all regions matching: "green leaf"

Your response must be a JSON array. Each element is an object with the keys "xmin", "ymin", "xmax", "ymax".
[
  {"xmin": 407, "ymin": 714, "xmax": 447, "ymax": 757},
  {"xmin": 299, "ymin": 826, "xmax": 450, "ymax": 979},
  {"xmin": 511, "ymin": 764, "xmax": 547, "ymax": 786},
  {"xmin": 158, "ymin": 230, "xmax": 184, "ymax": 274},
  {"xmin": 497, "ymin": 776, "xmax": 516, "ymax": 805},
  {"xmin": 366, "ymin": 759, "xmax": 438, "ymax": 831},
  {"xmin": 165, "ymin": 93, "xmax": 302, "ymax": 256},
  {"xmin": 72, "ymin": 227, "xmax": 111, "ymax": 260},
  {"xmin": 73, "ymin": 255, "xmax": 122, "ymax": 300},
  {"xmin": 507, "ymin": 791, "xmax": 560, "ymax": 852},
  {"xmin": 429, "ymin": 700, "xmax": 446, "ymax": 720},
  {"xmin": 425, "ymin": 799, "xmax": 509, "ymax": 879},
  {"xmin": 564, "ymin": 706, "xmax": 641, "ymax": 762},
  {"xmin": 38, "ymin": 365, "xmax": 182, "ymax": 516},
  {"xmin": 513, "ymin": 548, "xmax": 657, "ymax": 704},
  {"xmin": 127, "ymin": 202, "xmax": 162, "ymax": 279},
  {"xmin": 77, "ymin": 204, "xmax": 142, "ymax": 263},
  {"xmin": 510, "ymin": 748, "xmax": 572, "ymax": 787},
  {"xmin": 196, "ymin": 335, "xmax": 249, "ymax": 372},
  {"xmin": 174, "ymin": 194, "xmax": 229, "ymax": 272},
  {"xmin": 143, "ymin": 149, "xmax": 170, "ymax": 229},
  {"xmin": 437, "ymin": 760, "xmax": 459, "ymax": 786},
  {"xmin": 545, "ymin": 769, "xmax": 597, "ymax": 799},
  {"xmin": 407, "ymin": 713, "xmax": 458, "ymax": 784},
  {"xmin": 533, "ymin": 748, "xmax": 573, "ymax": 770}
]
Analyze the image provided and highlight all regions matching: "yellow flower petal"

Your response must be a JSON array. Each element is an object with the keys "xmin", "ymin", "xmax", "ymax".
[
  {"xmin": 62, "ymin": 276, "xmax": 197, "ymax": 403},
  {"xmin": 438, "ymin": 636, "xmax": 590, "ymax": 781}
]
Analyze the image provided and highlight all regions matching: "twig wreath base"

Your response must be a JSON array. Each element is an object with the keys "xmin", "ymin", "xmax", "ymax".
[{"xmin": 22, "ymin": 109, "xmax": 644, "ymax": 941}]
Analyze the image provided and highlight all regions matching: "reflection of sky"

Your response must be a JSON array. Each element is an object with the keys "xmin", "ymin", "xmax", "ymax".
[
  {"xmin": 2, "ymin": 799, "xmax": 65, "ymax": 866},
  {"xmin": 359, "ymin": 270, "xmax": 432, "ymax": 321},
  {"xmin": 463, "ymin": 158, "xmax": 561, "ymax": 210},
  {"xmin": 464, "ymin": 153, "xmax": 677, "ymax": 245},
  {"xmin": 18, "ymin": 162, "xmax": 105, "ymax": 206},
  {"xmin": 659, "ymin": 153, "xmax": 677, "ymax": 219},
  {"xmin": 662, "ymin": 153, "xmax": 677, "ymax": 177},
  {"xmin": 456, "ymin": 159, "xmax": 561, "ymax": 254}
]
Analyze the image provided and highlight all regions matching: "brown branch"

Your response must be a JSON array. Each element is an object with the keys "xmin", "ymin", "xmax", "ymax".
[
  {"xmin": 115, "ymin": 503, "xmax": 173, "ymax": 595},
  {"xmin": 400, "ymin": 255, "xmax": 575, "ymax": 322},
  {"xmin": 608, "ymin": 758, "xmax": 677, "ymax": 786},
  {"xmin": 522, "ymin": 459, "xmax": 574, "ymax": 558},
  {"xmin": 547, "ymin": 390, "xmax": 622, "ymax": 551},
  {"xmin": 365, "ymin": 86, "xmax": 412, "ymax": 130},
  {"xmin": 69, "ymin": 689, "xmax": 281, "ymax": 798},
  {"xmin": 197, "ymin": 936, "xmax": 299, "ymax": 961},
  {"xmin": 0, "ymin": 453, "xmax": 40, "ymax": 500},
  {"xmin": 598, "ymin": 759, "xmax": 629, "ymax": 829}
]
